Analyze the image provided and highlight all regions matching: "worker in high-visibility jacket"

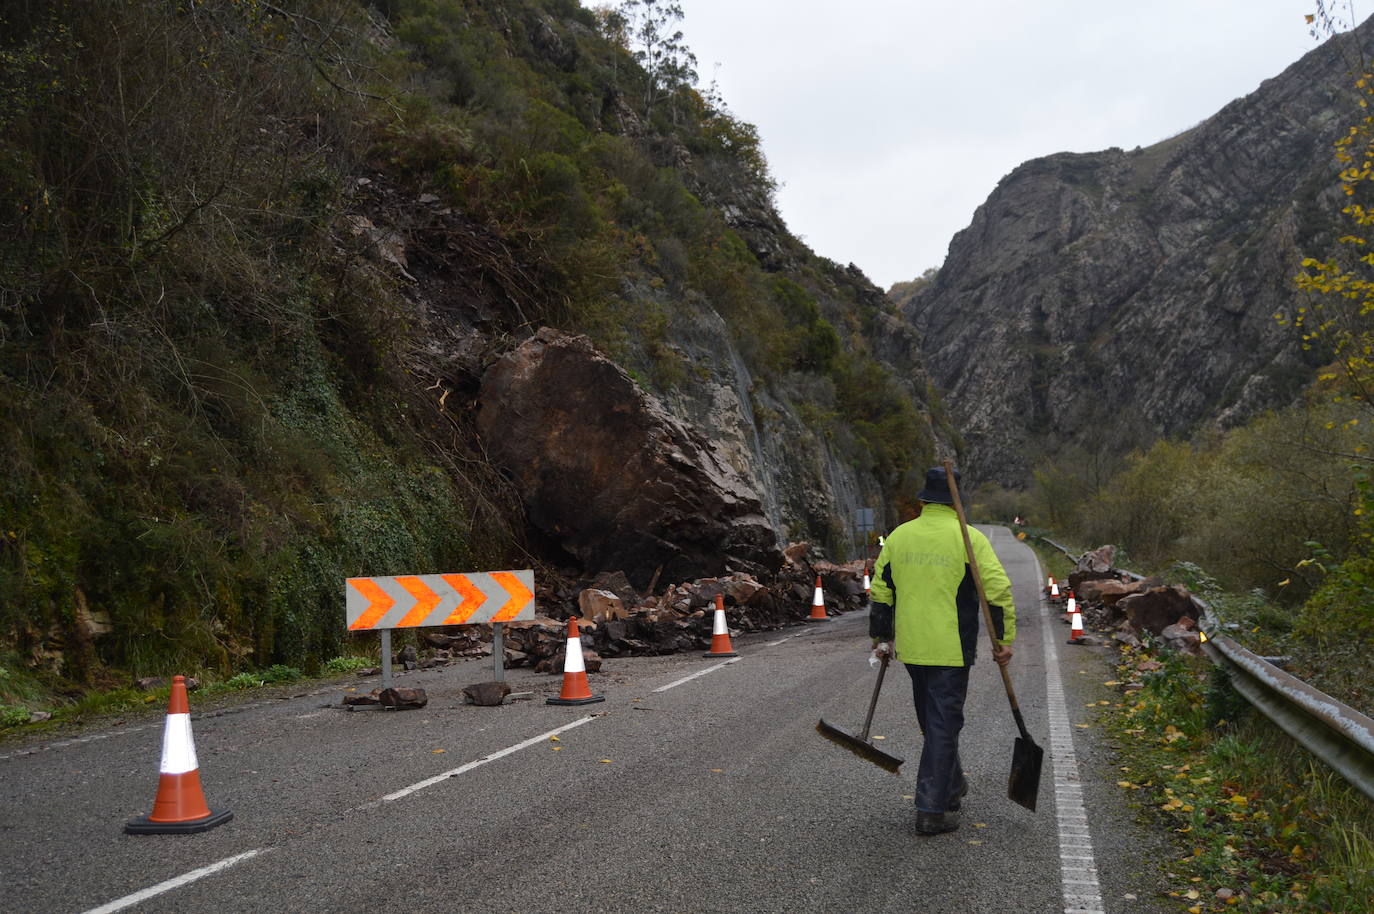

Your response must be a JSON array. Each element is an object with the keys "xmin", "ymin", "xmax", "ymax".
[{"xmin": 869, "ymin": 465, "xmax": 1016, "ymax": 836}]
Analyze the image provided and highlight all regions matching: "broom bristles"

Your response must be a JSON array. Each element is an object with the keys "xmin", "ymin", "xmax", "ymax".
[{"xmin": 816, "ymin": 719, "xmax": 903, "ymax": 774}]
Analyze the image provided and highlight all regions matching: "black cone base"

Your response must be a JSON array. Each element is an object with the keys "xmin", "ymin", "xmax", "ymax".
[
  {"xmin": 125, "ymin": 808, "xmax": 233, "ymax": 835},
  {"xmin": 546, "ymin": 694, "xmax": 605, "ymax": 706}
]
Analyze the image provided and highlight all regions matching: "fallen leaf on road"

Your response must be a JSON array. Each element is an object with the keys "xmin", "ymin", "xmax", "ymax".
[
  {"xmin": 551, "ymin": 747, "xmax": 562, "ymax": 751},
  {"xmin": 967, "ymin": 839, "xmax": 983, "ymax": 845},
  {"xmin": 432, "ymin": 749, "xmax": 445, "ymax": 754},
  {"xmin": 600, "ymin": 759, "xmax": 612, "ymax": 763},
  {"xmin": 872, "ymin": 735, "xmax": 886, "ymax": 740},
  {"xmin": 710, "ymin": 769, "xmax": 723, "ymax": 773},
  {"xmin": 974, "ymin": 822, "xmax": 987, "ymax": 828},
  {"xmin": 550, "ymin": 736, "xmax": 560, "ymax": 742}
]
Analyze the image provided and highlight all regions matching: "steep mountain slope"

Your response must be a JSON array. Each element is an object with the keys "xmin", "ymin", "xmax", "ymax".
[
  {"xmin": 0, "ymin": 0, "xmax": 941, "ymax": 685},
  {"xmin": 892, "ymin": 21, "xmax": 1374, "ymax": 485}
]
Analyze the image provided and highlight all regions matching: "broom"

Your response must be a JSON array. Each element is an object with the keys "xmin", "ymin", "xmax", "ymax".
[{"xmin": 816, "ymin": 652, "xmax": 904, "ymax": 774}]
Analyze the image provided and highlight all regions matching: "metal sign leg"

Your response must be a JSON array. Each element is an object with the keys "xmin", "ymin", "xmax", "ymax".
[
  {"xmin": 381, "ymin": 629, "xmax": 393, "ymax": 691},
  {"xmin": 493, "ymin": 622, "xmax": 505, "ymax": 682}
]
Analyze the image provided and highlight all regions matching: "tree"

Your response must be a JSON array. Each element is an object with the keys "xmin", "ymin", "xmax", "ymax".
[
  {"xmin": 617, "ymin": 0, "xmax": 697, "ymax": 121},
  {"xmin": 1290, "ymin": 2, "xmax": 1374, "ymax": 430}
]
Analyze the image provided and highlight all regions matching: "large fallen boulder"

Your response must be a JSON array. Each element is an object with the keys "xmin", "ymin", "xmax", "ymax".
[
  {"xmin": 1120, "ymin": 585, "xmax": 1198, "ymax": 638},
  {"xmin": 478, "ymin": 329, "xmax": 782, "ymax": 591}
]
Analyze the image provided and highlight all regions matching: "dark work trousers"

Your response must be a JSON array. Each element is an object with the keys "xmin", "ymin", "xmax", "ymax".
[{"xmin": 906, "ymin": 663, "xmax": 971, "ymax": 813}]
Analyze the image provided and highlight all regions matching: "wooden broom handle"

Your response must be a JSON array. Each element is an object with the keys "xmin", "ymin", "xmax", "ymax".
[{"xmin": 943, "ymin": 459, "xmax": 1021, "ymax": 710}]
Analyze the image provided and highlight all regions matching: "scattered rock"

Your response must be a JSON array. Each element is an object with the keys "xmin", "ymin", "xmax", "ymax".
[
  {"xmin": 378, "ymin": 687, "xmax": 428, "ymax": 710},
  {"xmin": 462, "ymin": 681, "xmax": 512, "ymax": 706},
  {"xmin": 135, "ymin": 677, "xmax": 167, "ymax": 691},
  {"xmin": 1076, "ymin": 578, "xmax": 1134, "ymax": 604},
  {"xmin": 579, "ymin": 588, "xmax": 628, "ymax": 622},
  {"xmin": 1160, "ymin": 622, "xmax": 1202, "ymax": 655}
]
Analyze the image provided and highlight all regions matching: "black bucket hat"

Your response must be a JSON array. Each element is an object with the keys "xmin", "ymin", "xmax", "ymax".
[{"xmin": 917, "ymin": 466, "xmax": 960, "ymax": 505}]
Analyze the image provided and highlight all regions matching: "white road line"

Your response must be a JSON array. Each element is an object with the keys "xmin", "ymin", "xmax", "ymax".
[
  {"xmin": 1040, "ymin": 579, "xmax": 1108, "ymax": 914},
  {"xmin": 361, "ymin": 715, "xmax": 600, "ymax": 807},
  {"xmin": 651, "ymin": 657, "xmax": 741, "ymax": 693},
  {"xmin": 765, "ymin": 633, "xmax": 803, "ymax": 646},
  {"xmin": 81, "ymin": 849, "xmax": 267, "ymax": 914}
]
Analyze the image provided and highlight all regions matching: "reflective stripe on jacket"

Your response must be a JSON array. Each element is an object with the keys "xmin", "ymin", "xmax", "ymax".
[{"xmin": 869, "ymin": 504, "xmax": 1016, "ymax": 666}]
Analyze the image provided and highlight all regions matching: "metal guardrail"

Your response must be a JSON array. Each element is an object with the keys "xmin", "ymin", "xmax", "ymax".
[{"xmin": 1036, "ymin": 536, "xmax": 1374, "ymax": 803}]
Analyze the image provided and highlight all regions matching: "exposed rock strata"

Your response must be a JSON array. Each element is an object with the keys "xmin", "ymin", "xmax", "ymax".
[{"xmin": 893, "ymin": 22, "xmax": 1374, "ymax": 485}]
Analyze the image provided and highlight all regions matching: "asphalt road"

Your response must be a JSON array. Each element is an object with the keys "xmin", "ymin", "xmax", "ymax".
[{"xmin": 0, "ymin": 528, "xmax": 1177, "ymax": 913}]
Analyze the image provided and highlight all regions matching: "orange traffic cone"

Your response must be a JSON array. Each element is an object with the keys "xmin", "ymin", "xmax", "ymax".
[
  {"xmin": 547, "ymin": 617, "xmax": 605, "ymax": 705},
  {"xmin": 1068, "ymin": 603, "xmax": 1085, "ymax": 644},
  {"xmin": 1049, "ymin": 581, "xmax": 1061, "ymax": 603},
  {"xmin": 807, "ymin": 575, "xmax": 828, "ymax": 621},
  {"xmin": 1045, "ymin": 575, "xmax": 1055, "ymax": 596},
  {"xmin": 1063, "ymin": 593, "xmax": 1077, "ymax": 621},
  {"xmin": 704, "ymin": 594, "xmax": 738, "ymax": 658},
  {"xmin": 862, "ymin": 564, "xmax": 871, "ymax": 599},
  {"xmin": 126, "ymin": 675, "xmax": 232, "ymax": 835}
]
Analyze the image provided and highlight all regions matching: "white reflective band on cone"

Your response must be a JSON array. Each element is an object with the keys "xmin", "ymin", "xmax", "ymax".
[
  {"xmin": 862, "ymin": 574, "xmax": 870, "ymax": 589},
  {"xmin": 1067, "ymin": 598, "xmax": 1077, "ymax": 613},
  {"xmin": 712, "ymin": 609, "xmax": 728, "ymax": 636},
  {"xmin": 812, "ymin": 587, "xmax": 823, "ymax": 604},
  {"xmin": 563, "ymin": 636, "xmax": 586, "ymax": 674},
  {"xmin": 1051, "ymin": 584, "xmax": 1060, "ymax": 596},
  {"xmin": 1071, "ymin": 613, "xmax": 1083, "ymax": 632},
  {"xmin": 160, "ymin": 713, "xmax": 198, "ymax": 775}
]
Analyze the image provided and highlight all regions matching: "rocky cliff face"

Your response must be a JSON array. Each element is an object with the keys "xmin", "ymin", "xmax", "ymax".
[{"xmin": 894, "ymin": 23, "xmax": 1374, "ymax": 486}]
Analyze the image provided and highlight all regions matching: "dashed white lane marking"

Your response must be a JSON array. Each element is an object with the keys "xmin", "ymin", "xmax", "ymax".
[
  {"xmin": 80, "ymin": 849, "xmax": 269, "ymax": 914},
  {"xmin": 85, "ymin": 717, "xmax": 601, "ymax": 910},
  {"xmin": 1041, "ymin": 588, "xmax": 1107, "ymax": 914},
  {"xmin": 765, "ymin": 633, "xmax": 803, "ymax": 646},
  {"xmin": 359, "ymin": 715, "xmax": 600, "ymax": 808},
  {"xmin": 651, "ymin": 657, "xmax": 741, "ymax": 693}
]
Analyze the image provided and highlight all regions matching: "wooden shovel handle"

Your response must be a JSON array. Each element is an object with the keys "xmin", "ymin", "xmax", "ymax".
[{"xmin": 943, "ymin": 459, "xmax": 1023, "ymax": 713}]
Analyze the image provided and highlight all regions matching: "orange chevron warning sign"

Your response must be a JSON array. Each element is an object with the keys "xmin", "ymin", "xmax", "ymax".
[{"xmin": 345, "ymin": 570, "xmax": 535, "ymax": 631}]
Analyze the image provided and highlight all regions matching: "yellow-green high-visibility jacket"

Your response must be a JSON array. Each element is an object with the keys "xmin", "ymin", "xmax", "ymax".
[{"xmin": 869, "ymin": 504, "xmax": 1016, "ymax": 667}]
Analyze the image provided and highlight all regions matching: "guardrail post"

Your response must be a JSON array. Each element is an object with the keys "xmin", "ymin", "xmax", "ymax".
[{"xmin": 492, "ymin": 622, "xmax": 505, "ymax": 682}]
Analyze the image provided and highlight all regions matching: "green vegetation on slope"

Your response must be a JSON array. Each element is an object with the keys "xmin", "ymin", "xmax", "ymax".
[{"xmin": 0, "ymin": 0, "xmax": 935, "ymax": 707}]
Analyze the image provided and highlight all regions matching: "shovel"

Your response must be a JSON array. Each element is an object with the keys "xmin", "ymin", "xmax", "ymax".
[
  {"xmin": 944, "ymin": 459, "xmax": 1044, "ymax": 812},
  {"xmin": 816, "ymin": 653, "xmax": 904, "ymax": 774}
]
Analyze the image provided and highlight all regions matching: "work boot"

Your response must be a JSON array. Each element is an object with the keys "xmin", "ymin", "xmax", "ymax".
[
  {"xmin": 915, "ymin": 810, "xmax": 959, "ymax": 836},
  {"xmin": 947, "ymin": 779, "xmax": 970, "ymax": 812}
]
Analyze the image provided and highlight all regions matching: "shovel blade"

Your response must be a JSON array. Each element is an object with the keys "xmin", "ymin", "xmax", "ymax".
[{"xmin": 1008, "ymin": 734, "xmax": 1044, "ymax": 811}]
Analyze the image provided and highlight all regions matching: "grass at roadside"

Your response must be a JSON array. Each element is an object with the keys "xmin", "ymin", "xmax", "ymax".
[
  {"xmin": 0, "ymin": 653, "xmax": 376, "ymax": 739},
  {"xmin": 1102, "ymin": 645, "xmax": 1374, "ymax": 912}
]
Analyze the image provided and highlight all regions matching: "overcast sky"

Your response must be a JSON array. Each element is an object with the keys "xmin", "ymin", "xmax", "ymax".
[{"xmin": 675, "ymin": 1, "xmax": 1336, "ymax": 290}]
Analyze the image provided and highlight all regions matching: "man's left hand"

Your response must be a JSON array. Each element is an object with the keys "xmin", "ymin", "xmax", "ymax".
[{"xmin": 993, "ymin": 644, "xmax": 1013, "ymax": 666}]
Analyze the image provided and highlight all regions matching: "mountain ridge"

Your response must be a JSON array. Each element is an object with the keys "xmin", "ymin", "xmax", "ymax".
[{"xmin": 889, "ymin": 20, "xmax": 1374, "ymax": 485}]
